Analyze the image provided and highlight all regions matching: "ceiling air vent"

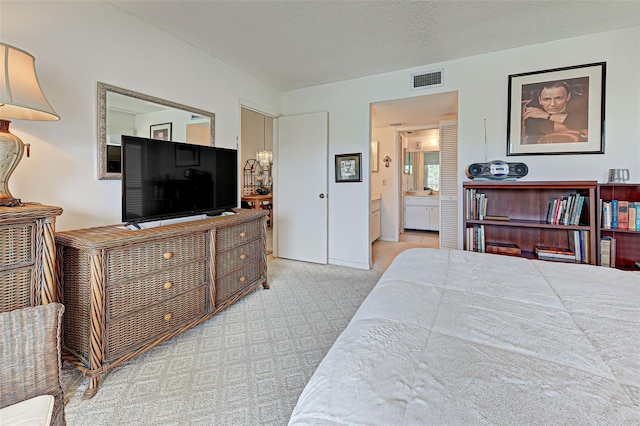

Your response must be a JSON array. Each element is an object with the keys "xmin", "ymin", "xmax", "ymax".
[{"xmin": 411, "ymin": 68, "xmax": 444, "ymax": 90}]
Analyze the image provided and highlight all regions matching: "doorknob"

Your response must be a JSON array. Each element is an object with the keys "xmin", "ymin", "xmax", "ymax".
[{"xmin": 319, "ymin": 193, "xmax": 325, "ymax": 199}]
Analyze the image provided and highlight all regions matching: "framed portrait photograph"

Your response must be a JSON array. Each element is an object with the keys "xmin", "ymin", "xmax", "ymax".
[
  {"xmin": 150, "ymin": 122, "xmax": 172, "ymax": 141},
  {"xmin": 507, "ymin": 62, "xmax": 605, "ymax": 156},
  {"xmin": 335, "ymin": 153, "xmax": 362, "ymax": 183}
]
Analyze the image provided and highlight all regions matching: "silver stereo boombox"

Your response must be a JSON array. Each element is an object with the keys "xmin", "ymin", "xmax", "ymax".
[{"xmin": 465, "ymin": 160, "xmax": 528, "ymax": 180}]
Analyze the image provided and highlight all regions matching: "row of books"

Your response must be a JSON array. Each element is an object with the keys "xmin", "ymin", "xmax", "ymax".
[
  {"xmin": 466, "ymin": 224, "xmax": 524, "ymax": 255},
  {"xmin": 465, "ymin": 224, "xmax": 485, "ymax": 252},
  {"xmin": 465, "ymin": 189, "xmax": 487, "ymax": 220},
  {"xmin": 601, "ymin": 200, "xmax": 640, "ymax": 230},
  {"xmin": 534, "ymin": 230, "xmax": 590, "ymax": 264},
  {"xmin": 599, "ymin": 236, "xmax": 617, "ymax": 268},
  {"xmin": 545, "ymin": 193, "xmax": 585, "ymax": 226}
]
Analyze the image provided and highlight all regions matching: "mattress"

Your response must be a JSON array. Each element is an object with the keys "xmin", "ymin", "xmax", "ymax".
[{"xmin": 289, "ymin": 248, "xmax": 640, "ymax": 425}]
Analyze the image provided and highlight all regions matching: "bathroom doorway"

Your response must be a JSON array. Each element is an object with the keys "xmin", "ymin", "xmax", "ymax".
[{"xmin": 370, "ymin": 91, "xmax": 458, "ymax": 261}]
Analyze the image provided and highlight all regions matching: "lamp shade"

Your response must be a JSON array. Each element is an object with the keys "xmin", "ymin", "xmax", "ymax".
[{"xmin": 0, "ymin": 43, "xmax": 59, "ymax": 121}]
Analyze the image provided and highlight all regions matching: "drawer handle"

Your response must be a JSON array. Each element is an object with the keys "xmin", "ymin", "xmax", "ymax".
[
  {"xmin": 239, "ymin": 232, "xmax": 246, "ymax": 238},
  {"xmin": 239, "ymin": 276, "xmax": 246, "ymax": 283},
  {"xmin": 163, "ymin": 252, "xmax": 173, "ymax": 260},
  {"xmin": 164, "ymin": 281, "xmax": 173, "ymax": 290},
  {"xmin": 163, "ymin": 313, "xmax": 172, "ymax": 322},
  {"xmin": 239, "ymin": 254, "xmax": 247, "ymax": 260}
]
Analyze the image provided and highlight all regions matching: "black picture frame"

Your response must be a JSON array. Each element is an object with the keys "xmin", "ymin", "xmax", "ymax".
[
  {"xmin": 335, "ymin": 153, "xmax": 362, "ymax": 183},
  {"xmin": 150, "ymin": 122, "xmax": 172, "ymax": 141},
  {"xmin": 507, "ymin": 62, "xmax": 606, "ymax": 156}
]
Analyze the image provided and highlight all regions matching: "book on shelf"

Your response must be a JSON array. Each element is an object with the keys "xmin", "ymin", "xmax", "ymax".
[
  {"xmin": 486, "ymin": 242, "xmax": 521, "ymax": 256},
  {"xmin": 599, "ymin": 236, "xmax": 617, "ymax": 268},
  {"xmin": 611, "ymin": 200, "xmax": 618, "ymax": 229},
  {"xmin": 600, "ymin": 238, "xmax": 611, "ymax": 267},
  {"xmin": 569, "ymin": 230, "xmax": 582, "ymax": 263},
  {"xmin": 610, "ymin": 237, "xmax": 616, "ymax": 268},
  {"xmin": 630, "ymin": 202, "xmax": 636, "ymax": 231},
  {"xmin": 534, "ymin": 245, "xmax": 576, "ymax": 261},
  {"xmin": 617, "ymin": 200, "xmax": 629, "ymax": 230},
  {"xmin": 483, "ymin": 215, "xmax": 510, "ymax": 221},
  {"xmin": 601, "ymin": 200, "xmax": 612, "ymax": 229},
  {"xmin": 637, "ymin": 203, "xmax": 640, "ymax": 231}
]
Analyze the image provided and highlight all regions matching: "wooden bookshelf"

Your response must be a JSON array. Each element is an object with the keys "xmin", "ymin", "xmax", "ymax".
[
  {"xmin": 463, "ymin": 181, "xmax": 597, "ymax": 264},
  {"xmin": 597, "ymin": 183, "xmax": 640, "ymax": 270}
]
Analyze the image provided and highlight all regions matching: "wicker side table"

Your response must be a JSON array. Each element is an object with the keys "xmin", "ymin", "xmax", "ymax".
[
  {"xmin": 56, "ymin": 209, "xmax": 268, "ymax": 399},
  {"xmin": 0, "ymin": 203, "xmax": 63, "ymax": 313}
]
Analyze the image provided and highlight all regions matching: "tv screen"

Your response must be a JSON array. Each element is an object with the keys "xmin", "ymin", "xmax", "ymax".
[{"xmin": 122, "ymin": 136, "xmax": 238, "ymax": 223}]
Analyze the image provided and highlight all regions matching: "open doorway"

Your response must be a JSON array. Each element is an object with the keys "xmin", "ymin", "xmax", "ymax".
[
  {"xmin": 370, "ymin": 92, "xmax": 458, "ymax": 262},
  {"xmin": 240, "ymin": 107, "xmax": 274, "ymax": 253}
]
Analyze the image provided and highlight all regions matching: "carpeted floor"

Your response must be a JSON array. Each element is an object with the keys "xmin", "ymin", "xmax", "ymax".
[{"xmin": 62, "ymin": 238, "xmax": 436, "ymax": 425}]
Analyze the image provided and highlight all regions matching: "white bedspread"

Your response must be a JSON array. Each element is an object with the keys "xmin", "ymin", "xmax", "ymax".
[{"xmin": 289, "ymin": 248, "xmax": 640, "ymax": 425}]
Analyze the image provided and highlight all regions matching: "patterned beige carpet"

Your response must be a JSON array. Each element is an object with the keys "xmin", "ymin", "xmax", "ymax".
[{"xmin": 62, "ymin": 238, "xmax": 436, "ymax": 425}]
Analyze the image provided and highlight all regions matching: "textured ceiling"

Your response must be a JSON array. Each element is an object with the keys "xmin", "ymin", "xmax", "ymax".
[{"xmin": 109, "ymin": 1, "xmax": 640, "ymax": 92}]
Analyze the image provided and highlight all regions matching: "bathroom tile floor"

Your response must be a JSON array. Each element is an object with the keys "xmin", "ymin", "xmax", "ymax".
[{"xmin": 399, "ymin": 230, "xmax": 439, "ymax": 247}]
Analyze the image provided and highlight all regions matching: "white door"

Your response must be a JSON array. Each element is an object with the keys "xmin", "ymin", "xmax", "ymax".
[{"xmin": 275, "ymin": 112, "xmax": 328, "ymax": 263}]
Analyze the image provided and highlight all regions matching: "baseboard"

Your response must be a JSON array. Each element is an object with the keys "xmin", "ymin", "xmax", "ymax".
[{"xmin": 329, "ymin": 258, "xmax": 369, "ymax": 270}]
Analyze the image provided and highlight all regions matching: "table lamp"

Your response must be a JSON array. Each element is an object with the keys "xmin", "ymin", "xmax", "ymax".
[{"xmin": 0, "ymin": 42, "xmax": 59, "ymax": 206}]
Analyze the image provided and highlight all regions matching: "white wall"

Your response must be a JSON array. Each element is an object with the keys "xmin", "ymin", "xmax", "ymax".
[
  {"xmin": 371, "ymin": 127, "xmax": 398, "ymax": 242},
  {"xmin": 1, "ymin": 1, "xmax": 282, "ymax": 231},
  {"xmin": 284, "ymin": 26, "xmax": 640, "ymax": 269}
]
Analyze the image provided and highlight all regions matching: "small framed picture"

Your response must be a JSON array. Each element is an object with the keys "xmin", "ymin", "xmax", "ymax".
[
  {"xmin": 335, "ymin": 153, "xmax": 362, "ymax": 183},
  {"xmin": 150, "ymin": 122, "xmax": 172, "ymax": 141},
  {"xmin": 507, "ymin": 62, "xmax": 605, "ymax": 156}
]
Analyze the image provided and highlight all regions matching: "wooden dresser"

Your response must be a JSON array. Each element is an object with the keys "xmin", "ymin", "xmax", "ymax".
[
  {"xmin": 55, "ymin": 209, "xmax": 268, "ymax": 398},
  {"xmin": 0, "ymin": 203, "xmax": 63, "ymax": 312}
]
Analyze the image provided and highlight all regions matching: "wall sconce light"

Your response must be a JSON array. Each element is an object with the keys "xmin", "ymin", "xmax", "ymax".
[
  {"xmin": 383, "ymin": 156, "xmax": 391, "ymax": 168},
  {"xmin": 0, "ymin": 43, "xmax": 59, "ymax": 206}
]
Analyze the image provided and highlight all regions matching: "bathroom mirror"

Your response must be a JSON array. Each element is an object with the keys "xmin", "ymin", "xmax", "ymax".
[
  {"xmin": 404, "ymin": 151, "xmax": 440, "ymax": 193},
  {"xmin": 404, "ymin": 150, "xmax": 440, "ymax": 192},
  {"xmin": 401, "ymin": 128, "xmax": 440, "ymax": 193},
  {"xmin": 97, "ymin": 82, "xmax": 215, "ymax": 180}
]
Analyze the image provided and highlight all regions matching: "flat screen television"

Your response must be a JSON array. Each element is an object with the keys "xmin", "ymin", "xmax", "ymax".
[{"xmin": 122, "ymin": 135, "xmax": 238, "ymax": 224}]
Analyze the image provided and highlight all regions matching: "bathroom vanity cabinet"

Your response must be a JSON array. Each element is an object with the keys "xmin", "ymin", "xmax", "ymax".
[{"xmin": 404, "ymin": 196, "xmax": 439, "ymax": 231}]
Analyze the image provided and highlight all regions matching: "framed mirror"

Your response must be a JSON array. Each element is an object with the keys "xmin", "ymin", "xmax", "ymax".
[{"xmin": 97, "ymin": 82, "xmax": 215, "ymax": 180}]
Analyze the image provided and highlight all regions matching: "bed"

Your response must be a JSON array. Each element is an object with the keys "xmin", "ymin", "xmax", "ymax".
[{"xmin": 289, "ymin": 248, "xmax": 640, "ymax": 425}]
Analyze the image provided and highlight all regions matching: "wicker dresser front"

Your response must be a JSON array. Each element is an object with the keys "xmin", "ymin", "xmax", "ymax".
[
  {"xmin": 55, "ymin": 209, "xmax": 268, "ymax": 399},
  {"xmin": 0, "ymin": 204, "xmax": 63, "ymax": 313},
  {"xmin": 214, "ymin": 219, "xmax": 264, "ymax": 305}
]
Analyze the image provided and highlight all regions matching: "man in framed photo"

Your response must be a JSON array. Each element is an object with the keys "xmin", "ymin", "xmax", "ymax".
[{"xmin": 521, "ymin": 79, "xmax": 589, "ymax": 144}]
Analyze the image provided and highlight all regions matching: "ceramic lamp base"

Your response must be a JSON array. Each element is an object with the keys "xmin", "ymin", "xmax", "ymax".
[{"xmin": 0, "ymin": 119, "xmax": 25, "ymax": 207}]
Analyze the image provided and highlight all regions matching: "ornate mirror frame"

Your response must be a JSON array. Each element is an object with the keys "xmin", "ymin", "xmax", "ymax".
[{"xmin": 97, "ymin": 82, "xmax": 216, "ymax": 180}]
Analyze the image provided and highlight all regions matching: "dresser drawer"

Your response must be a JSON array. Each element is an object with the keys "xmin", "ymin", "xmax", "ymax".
[
  {"xmin": 105, "ymin": 285, "xmax": 207, "ymax": 362},
  {"xmin": 106, "ymin": 233, "xmax": 207, "ymax": 284},
  {"xmin": 216, "ymin": 220, "xmax": 261, "ymax": 252},
  {"xmin": 215, "ymin": 260, "xmax": 262, "ymax": 304},
  {"xmin": 0, "ymin": 223, "xmax": 35, "ymax": 270},
  {"xmin": 215, "ymin": 240, "xmax": 262, "ymax": 278},
  {"xmin": 0, "ymin": 267, "xmax": 34, "ymax": 312},
  {"xmin": 106, "ymin": 261, "xmax": 207, "ymax": 320}
]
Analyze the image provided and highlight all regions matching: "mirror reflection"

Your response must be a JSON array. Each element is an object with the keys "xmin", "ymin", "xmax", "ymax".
[
  {"xmin": 97, "ymin": 82, "xmax": 215, "ymax": 180},
  {"xmin": 401, "ymin": 129, "xmax": 440, "ymax": 193}
]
